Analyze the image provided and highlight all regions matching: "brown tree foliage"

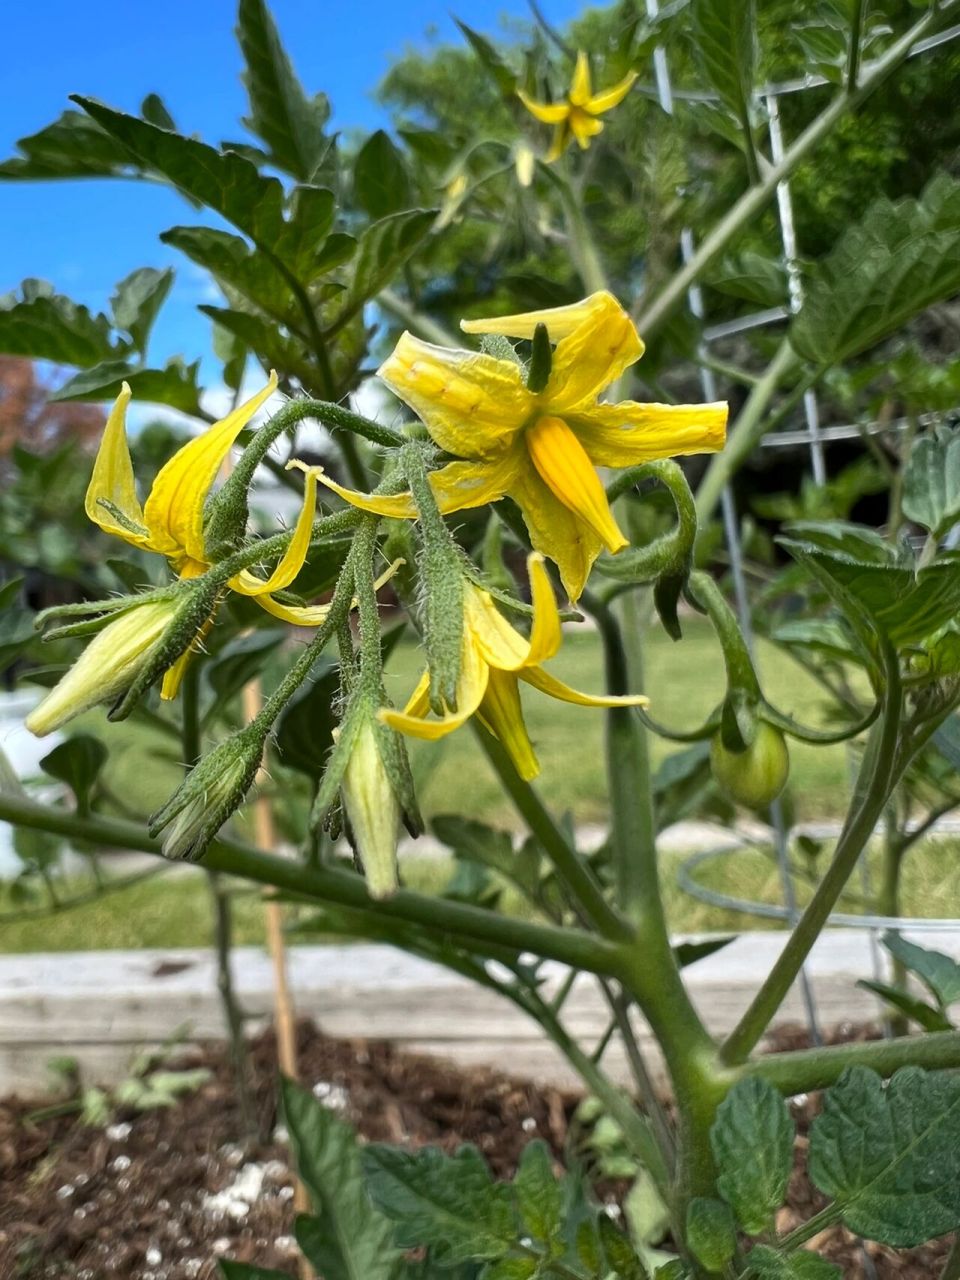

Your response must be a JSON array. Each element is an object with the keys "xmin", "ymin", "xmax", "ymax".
[{"xmin": 0, "ymin": 357, "xmax": 104, "ymax": 459}]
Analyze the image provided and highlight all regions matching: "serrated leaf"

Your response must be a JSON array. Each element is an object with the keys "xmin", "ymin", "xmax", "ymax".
[
  {"xmin": 709, "ymin": 251, "xmax": 786, "ymax": 308},
  {"xmin": 685, "ymin": 1198, "xmax": 736, "ymax": 1271},
  {"xmin": 110, "ymin": 267, "xmax": 174, "ymax": 354},
  {"xmin": 275, "ymin": 663, "xmax": 340, "ymax": 778},
  {"xmin": 355, "ymin": 131, "xmax": 412, "ymax": 220},
  {"xmin": 809, "ymin": 1066, "xmax": 960, "ymax": 1246},
  {"xmin": 745, "ymin": 1244, "xmax": 841, "ymax": 1278},
  {"xmin": 237, "ymin": 0, "xmax": 331, "ymax": 182},
  {"xmin": 514, "ymin": 1141, "xmax": 563, "ymax": 1248},
  {"xmin": 0, "ymin": 284, "xmax": 126, "ymax": 367},
  {"xmin": 881, "ymin": 932, "xmax": 960, "ymax": 1009},
  {"xmin": 691, "ymin": 0, "xmax": 756, "ymax": 133},
  {"xmin": 281, "ymin": 1078, "xmax": 403, "ymax": 1280},
  {"xmin": 856, "ymin": 979, "xmax": 952, "ymax": 1032},
  {"xmin": 361, "ymin": 1143, "xmax": 517, "ymax": 1266},
  {"xmin": 710, "ymin": 1078, "xmax": 793, "ymax": 1234},
  {"xmin": 598, "ymin": 1214, "xmax": 648, "ymax": 1279},
  {"xmin": 51, "ymin": 357, "xmax": 204, "ymax": 416},
  {"xmin": 331, "ymin": 209, "xmax": 436, "ymax": 334},
  {"xmin": 791, "ymin": 173, "xmax": 960, "ymax": 367},
  {"xmin": 200, "ymin": 305, "xmax": 317, "ymax": 387},
  {"xmin": 901, "ymin": 425, "xmax": 960, "ymax": 539},
  {"xmin": 0, "ymin": 109, "xmax": 134, "ymax": 180},
  {"xmin": 40, "ymin": 736, "xmax": 107, "ymax": 811},
  {"xmin": 162, "ymin": 225, "xmax": 296, "ymax": 325},
  {"xmin": 454, "ymin": 20, "xmax": 517, "ymax": 96}
]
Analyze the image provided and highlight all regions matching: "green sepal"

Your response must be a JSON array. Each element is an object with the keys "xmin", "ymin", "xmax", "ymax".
[
  {"xmin": 374, "ymin": 712, "xmax": 422, "ymax": 838},
  {"xmin": 719, "ymin": 688, "xmax": 759, "ymax": 753},
  {"xmin": 525, "ymin": 322, "xmax": 552, "ymax": 393},
  {"xmin": 309, "ymin": 685, "xmax": 365, "ymax": 832}
]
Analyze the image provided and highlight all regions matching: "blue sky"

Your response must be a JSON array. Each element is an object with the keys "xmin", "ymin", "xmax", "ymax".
[{"xmin": 1, "ymin": 0, "xmax": 581, "ymax": 395}]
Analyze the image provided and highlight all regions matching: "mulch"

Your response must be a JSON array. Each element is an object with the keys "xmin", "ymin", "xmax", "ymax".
[{"xmin": 0, "ymin": 1020, "xmax": 953, "ymax": 1279}]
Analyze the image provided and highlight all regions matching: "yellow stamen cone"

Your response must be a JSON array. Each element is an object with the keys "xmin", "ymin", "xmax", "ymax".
[{"xmin": 526, "ymin": 416, "xmax": 628, "ymax": 555}]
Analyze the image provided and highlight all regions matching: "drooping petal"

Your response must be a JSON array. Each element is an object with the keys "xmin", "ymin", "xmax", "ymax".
[
  {"xmin": 526, "ymin": 416, "xmax": 627, "ymax": 555},
  {"xmin": 546, "ymin": 123, "xmax": 573, "ymax": 164},
  {"xmin": 380, "ymin": 636, "xmax": 489, "ymax": 741},
  {"xmin": 477, "ymin": 668, "xmax": 540, "ymax": 780},
  {"xmin": 378, "ymin": 331, "xmax": 529, "ymax": 460},
  {"xmin": 463, "ymin": 582, "xmax": 533, "ymax": 672},
  {"xmin": 516, "ymin": 91, "xmax": 571, "ymax": 124},
  {"xmin": 253, "ymin": 594, "xmax": 333, "ymax": 626},
  {"xmin": 311, "ymin": 451, "xmax": 519, "ymax": 521},
  {"xmin": 520, "ymin": 663, "xmax": 649, "ymax": 708},
  {"xmin": 570, "ymin": 112, "xmax": 604, "ymax": 147},
  {"xmin": 526, "ymin": 553, "xmax": 562, "ymax": 664},
  {"xmin": 568, "ymin": 51, "xmax": 593, "ymax": 107},
  {"xmin": 230, "ymin": 468, "xmax": 317, "ymax": 597},
  {"xmin": 585, "ymin": 69, "xmax": 638, "ymax": 115},
  {"xmin": 461, "ymin": 289, "xmax": 622, "ymax": 343},
  {"xmin": 84, "ymin": 383, "xmax": 151, "ymax": 548},
  {"xmin": 160, "ymin": 612, "xmax": 217, "ymax": 701},
  {"xmin": 511, "ymin": 462, "xmax": 603, "ymax": 603},
  {"xmin": 569, "ymin": 399, "xmax": 728, "ymax": 466},
  {"xmin": 547, "ymin": 293, "xmax": 645, "ymax": 410},
  {"xmin": 143, "ymin": 372, "xmax": 278, "ymax": 562}
]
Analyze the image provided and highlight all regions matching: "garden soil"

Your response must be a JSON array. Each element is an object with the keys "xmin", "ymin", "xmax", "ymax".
[{"xmin": 0, "ymin": 1020, "xmax": 950, "ymax": 1279}]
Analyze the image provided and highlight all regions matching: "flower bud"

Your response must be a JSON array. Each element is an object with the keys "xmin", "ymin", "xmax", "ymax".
[
  {"xmin": 148, "ymin": 728, "xmax": 264, "ymax": 862},
  {"xmin": 710, "ymin": 720, "xmax": 790, "ymax": 809},
  {"xmin": 339, "ymin": 719, "xmax": 406, "ymax": 899},
  {"xmin": 26, "ymin": 597, "xmax": 180, "ymax": 737}
]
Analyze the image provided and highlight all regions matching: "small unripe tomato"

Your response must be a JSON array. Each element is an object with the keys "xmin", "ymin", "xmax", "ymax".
[{"xmin": 710, "ymin": 720, "xmax": 789, "ymax": 809}]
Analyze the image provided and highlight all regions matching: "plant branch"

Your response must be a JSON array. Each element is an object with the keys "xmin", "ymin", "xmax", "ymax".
[{"xmin": 739, "ymin": 1029, "xmax": 960, "ymax": 1095}]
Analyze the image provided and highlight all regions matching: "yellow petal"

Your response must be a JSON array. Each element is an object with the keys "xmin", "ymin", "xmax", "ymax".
[
  {"xmin": 402, "ymin": 669, "xmax": 432, "ymax": 718},
  {"xmin": 520, "ymin": 663, "xmax": 649, "ymax": 708},
  {"xmin": 547, "ymin": 293, "xmax": 645, "ymax": 410},
  {"xmin": 516, "ymin": 90, "xmax": 571, "ymax": 125},
  {"xmin": 526, "ymin": 553, "xmax": 562, "ymax": 664},
  {"xmin": 545, "ymin": 124, "xmax": 572, "ymax": 164},
  {"xmin": 463, "ymin": 582, "xmax": 532, "ymax": 672},
  {"xmin": 230, "ymin": 467, "xmax": 317, "ymax": 597},
  {"xmin": 570, "ymin": 111, "xmax": 604, "ymax": 147},
  {"xmin": 526, "ymin": 416, "xmax": 627, "ymax": 556},
  {"xmin": 586, "ymin": 69, "xmax": 638, "ymax": 115},
  {"xmin": 461, "ymin": 289, "xmax": 624, "ymax": 342},
  {"xmin": 477, "ymin": 669, "xmax": 540, "ymax": 780},
  {"xmin": 253, "ymin": 593, "xmax": 332, "ymax": 626},
  {"xmin": 84, "ymin": 382, "xmax": 151, "ymax": 548},
  {"xmin": 380, "ymin": 636, "xmax": 489, "ymax": 741},
  {"xmin": 378, "ymin": 331, "xmax": 529, "ymax": 460},
  {"xmin": 143, "ymin": 372, "xmax": 278, "ymax": 562},
  {"xmin": 568, "ymin": 51, "xmax": 593, "ymax": 107},
  {"xmin": 310, "ymin": 451, "xmax": 519, "ymax": 521},
  {"xmin": 160, "ymin": 613, "xmax": 217, "ymax": 701},
  {"xmin": 569, "ymin": 400, "xmax": 728, "ymax": 467},
  {"xmin": 511, "ymin": 463, "xmax": 603, "ymax": 603}
]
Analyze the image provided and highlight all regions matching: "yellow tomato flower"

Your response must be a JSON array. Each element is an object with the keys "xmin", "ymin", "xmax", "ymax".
[
  {"xmin": 380, "ymin": 553, "xmax": 648, "ymax": 780},
  {"xmin": 313, "ymin": 291, "xmax": 727, "ymax": 600},
  {"xmin": 518, "ymin": 51, "xmax": 638, "ymax": 162},
  {"xmin": 86, "ymin": 373, "xmax": 327, "ymax": 698}
]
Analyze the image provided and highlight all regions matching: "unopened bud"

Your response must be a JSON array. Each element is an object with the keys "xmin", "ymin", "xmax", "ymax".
[
  {"xmin": 148, "ymin": 728, "xmax": 264, "ymax": 862},
  {"xmin": 340, "ymin": 720, "xmax": 402, "ymax": 899},
  {"xmin": 26, "ymin": 597, "xmax": 181, "ymax": 737}
]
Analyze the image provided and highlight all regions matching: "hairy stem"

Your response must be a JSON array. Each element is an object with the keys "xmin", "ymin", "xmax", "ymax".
[{"xmin": 740, "ymin": 1029, "xmax": 960, "ymax": 1095}]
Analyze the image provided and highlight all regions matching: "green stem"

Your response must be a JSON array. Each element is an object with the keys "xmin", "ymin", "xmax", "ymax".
[
  {"xmin": 379, "ymin": 288, "xmax": 458, "ymax": 346},
  {"xmin": 634, "ymin": 2, "xmax": 952, "ymax": 340},
  {"xmin": 474, "ymin": 727, "xmax": 631, "ymax": 942},
  {"xmin": 720, "ymin": 640, "xmax": 903, "ymax": 1064},
  {"xmin": 556, "ymin": 170, "xmax": 609, "ymax": 295},
  {"xmin": 847, "ymin": 0, "xmax": 867, "ymax": 91},
  {"xmin": 740, "ymin": 1029, "xmax": 960, "ymax": 1095},
  {"xmin": 0, "ymin": 795, "xmax": 624, "ymax": 976}
]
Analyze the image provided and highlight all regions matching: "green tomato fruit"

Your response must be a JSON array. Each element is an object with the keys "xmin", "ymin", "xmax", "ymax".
[{"xmin": 710, "ymin": 721, "xmax": 789, "ymax": 809}]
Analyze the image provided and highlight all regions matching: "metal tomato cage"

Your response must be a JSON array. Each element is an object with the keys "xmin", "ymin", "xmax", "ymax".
[{"xmin": 639, "ymin": 4, "xmax": 960, "ymax": 1055}]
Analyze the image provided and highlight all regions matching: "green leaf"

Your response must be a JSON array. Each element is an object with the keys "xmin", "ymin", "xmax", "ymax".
[
  {"xmin": 710, "ymin": 1078, "xmax": 793, "ymax": 1234},
  {"xmin": 361, "ymin": 1143, "xmax": 517, "ymax": 1266},
  {"xmin": 514, "ymin": 1141, "xmax": 563, "ymax": 1249},
  {"xmin": 206, "ymin": 631, "xmax": 287, "ymax": 709},
  {"xmin": 199, "ymin": 305, "xmax": 317, "ymax": 386},
  {"xmin": 163, "ymin": 225, "xmax": 296, "ymax": 324},
  {"xmin": 809, "ymin": 1066, "xmax": 960, "ymax": 1246},
  {"xmin": 331, "ymin": 210, "xmax": 436, "ymax": 333},
  {"xmin": 901, "ymin": 424, "xmax": 960, "ymax": 539},
  {"xmin": 856, "ymin": 979, "xmax": 952, "ymax": 1033},
  {"xmin": 281, "ymin": 1078, "xmax": 403, "ymax": 1280},
  {"xmin": 0, "ymin": 109, "xmax": 134, "ymax": 180},
  {"xmin": 708, "ymin": 251, "xmax": 786, "ymax": 308},
  {"xmin": 685, "ymin": 1198, "xmax": 736, "ymax": 1271},
  {"xmin": 453, "ymin": 20, "xmax": 517, "ymax": 96},
  {"xmin": 140, "ymin": 93, "xmax": 177, "ymax": 130},
  {"xmin": 40, "ymin": 736, "xmax": 107, "ymax": 811},
  {"xmin": 355, "ymin": 131, "xmax": 412, "ymax": 220},
  {"xmin": 110, "ymin": 267, "xmax": 174, "ymax": 355},
  {"xmin": 51, "ymin": 357, "xmax": 205, "ymax": 416},
  {"xmin": 73, "ymin": 97, "xmax": 286, "ymax": 252},
  {"xmin": 791, "ymin": 173, "xmax": 960, "ymax": 367},
  {"xmin": 0, "ymin": 579, "xmax": 35, "ymax": 669},
  {"xmin": 674, "ymin": 937, "xmax": 735, "ymax": 969},
  {"xmin": 236, "ymin": 0, "xmax": 332, "ymax": 182},
  {"xmin": 744, "ymin": 1244, "xmax": 841, "ymax": 1278},
  {"xmin": 431, "ymin": 814, "xmax": 540, "ymax": 900},
  {"xmin": 691, "ymin": 0, "xmax": 756, "ymax": 132},
  {"xmin": 0, "ymin": 282, "xmax": 126, "ymax": 367},
  {"xmin": 479, "ymin": 1258, "xmax": 537, "ymax": 1280},
  {"xmin": 275, "ymin": 663, "xmax": 340, "ymax": 778},
  {"xmin": 598, "ymin": 1214, "xmax": 649, "ymax": 1279},
  {"xmin": 219, "ymin": 1264, "xmax": 292, "ymax": 1280},
  {"xmin": 881, "ymin": 931, "xmax": 960, "ymax": 1009}
]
